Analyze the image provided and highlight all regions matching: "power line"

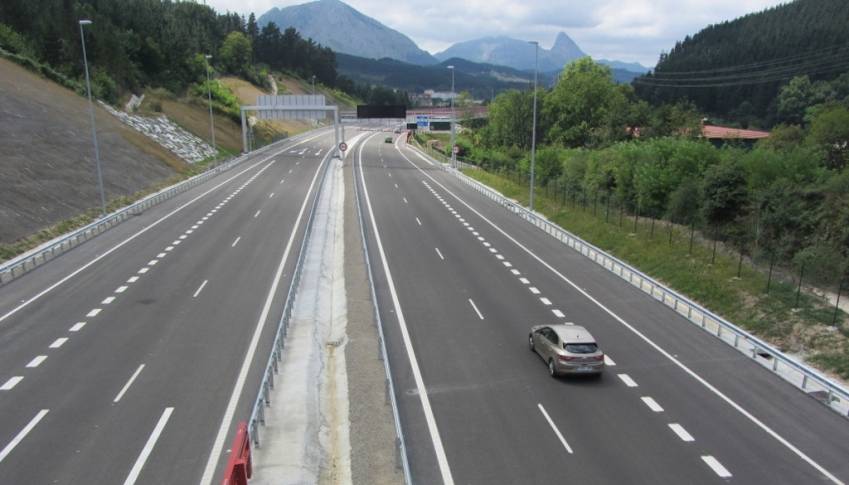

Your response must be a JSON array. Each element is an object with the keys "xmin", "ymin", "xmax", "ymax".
[
  {"xmin": 651, "ymin": 44, "xmax": 849, "ymax": 77},
  {"xmin": 634, "ymin": 60, "xmax": 849, "ymax": 88}
]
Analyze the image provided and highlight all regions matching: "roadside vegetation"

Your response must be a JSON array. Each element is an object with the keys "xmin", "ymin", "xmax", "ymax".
[{"xmin": 423, "ymin": 57, "xmax": 849, "ymax": 378}]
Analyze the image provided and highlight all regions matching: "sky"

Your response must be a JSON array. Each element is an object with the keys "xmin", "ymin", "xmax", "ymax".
[{"xmin": 204, "ymin": 0, "xmax": 790, "ymax": 67}]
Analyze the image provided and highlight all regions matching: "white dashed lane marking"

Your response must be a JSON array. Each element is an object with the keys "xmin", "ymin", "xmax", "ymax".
[
  {"xmin": 69, "ymin": 322, "xmax": 86, "ymax": 332},
  {"xmin": 468, "ymin": 299, "xmax": 484, "ymax": 320},
  {"xmin": 604, "ymin": 355, "xmax": 616, "ymax": 366},
  {"xmin": 25, "ymin": 355, "xmax": 47, "ymax": 368},
  {"xmin": 435, "ymin": 248, "xmax": 445, "ymax": 261},
  {"xmin": 0, "ymin": 377, "xmax": 23, "ymax": 391},
  {"xmin": 669, "ymin": 423, "xmax": 695, "ymax": 442},
  {"xmin": 87, "ymin": 308, "xmax": 102, "ymax": 317},
  {"xmin": 102, "ymin": 296, "xmax": 115, "ymax": 305},
  {"xmin": 552, "ymin": 309, "xmax": 565, "ymax": 318},
  {"xmin": 618, "ymin": 374, "xmax": 638, "ymax": 387},
  {"xmin": 641, "ymin": 397, "xmax": 664, "ymax": 412},
  {"xmin": 702, "ymin": 456, "xmax": 732, "ymax": 478},
  {"xmin": 49, "ymin": 338, "xmax": 68, "ymax": 349}
]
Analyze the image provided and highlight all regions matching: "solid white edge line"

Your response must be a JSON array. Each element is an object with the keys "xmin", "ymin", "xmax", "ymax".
[
  {"xmin": 193, "ymin": 280, "xmax": 209, "ymax": 299},
  {"xmin": 702, "ymin": 455, "xmax": 733, "ymax": 478},
  {"xmin": 0, "ymin": 130, "xmax": 330, "ymax": 326},
  {"xmin": 122, "ymin": 407, "xmax": 174, "ymax": 485},
  {"xmin": 394, "ymin": 142, "xmax": 846, "ymax": 485},
  {"xmin": 468, "ymin": 299, "xmax": 484, "ymax": 320},
  {"xmin": 668, "ymin": 423, "xmax": 695, "ymax": 442},
  {"xmin": 641, "ymin": 397, "xmax": 664, "ymax": 412},
  {"xmin": 198, "ymin": 143, "xmax": 333, "ymax": 485},
  {"xmin": 357, "ymin": 133, "xmax": 455, "ymax": 485},
  {"xmin": 25, "ymin": 355, "xmax": 47, "ymax": 368},
  {"xmin": 114, "ymin": 364, "xmax": 146, "ymax": 403},
  {"xmin": 537, "ymin": 403, "xmax": 573, "ymax": 454},
  {"xmin": 0, "ymin": 409, "xmax": 49, "ymax": 464}
]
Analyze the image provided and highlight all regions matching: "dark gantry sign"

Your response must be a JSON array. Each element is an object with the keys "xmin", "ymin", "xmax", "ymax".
[
  {"xmin": 357, "ymin": 105, "xmax": 407, "ymax": 119},
  {"xmin": 406, "ymin": 123, "xmax": 418, "ymax": 130}
]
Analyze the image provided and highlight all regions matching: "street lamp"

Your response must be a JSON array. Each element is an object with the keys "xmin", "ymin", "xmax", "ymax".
[
  {"xmin": 205, "ymin": 54, "xmax": 216, "ymax": 152},
  {"xmin": 78, "ymin": 20, "xmax": 107, "ymax": 217},
  {"xmin": 529, "ymin": 41, "xmax": 539, "ymax": 212},
  {"xmin": 448, "ymin": 65, "xmax": 455, "ymax": 168}
]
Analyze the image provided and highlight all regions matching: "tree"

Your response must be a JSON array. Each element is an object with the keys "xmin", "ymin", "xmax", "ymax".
[
  {"xmin": 701, "ymin": 161, "xmax": 749, "ymax": 238},
  {"xmin": 482, "ymin": 90, "xmax": 533, "ymax": 149},
  {"xmin": 807, "ymin": 104, "xmax": 849, "ymax": 170},
  {"xmin": 219, "ymin": 31, "xmax": 252, "ymax": 77},
  {"xmin": 543, "ymin": 57, "xmax": 626, "ymax": 148}
]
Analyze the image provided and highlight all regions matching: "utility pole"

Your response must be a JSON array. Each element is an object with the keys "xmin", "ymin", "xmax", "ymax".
[
  {"xmin": 79, "ymin": 19, "xmax": 107, "ymax": 217},
  {"xmin": 529, "ymin": 41, "xmax": 539, "ymax": 212},
  {"xmin": 311, "ymin": 75, "xmax": 316, "ymax": 94},
  {"xmin": 448, "ymin": 65, "xmax": 455, "ymax": 168},
  {"xmin": 205, "ymin": 54, "xmax": 216, "ymax": 152}
]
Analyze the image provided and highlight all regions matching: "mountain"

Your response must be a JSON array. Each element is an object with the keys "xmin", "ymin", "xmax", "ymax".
[
  {"xmin": 435, "ymin": 32, "xmax": 586, "ymax": 72},
  {"xmin": 597, "ymin": 59, "xmax": 650, "ymax": 74},
  {"xmin": 336, "ymin": 53, "xmax": 555, "ymax": 98},
  {"xmin": 435, "ymin": 32, "xmax": 649, "ymax": 77},
  {"xmin": 258, "ymin": 0, "xmax": 437, "ymax": 65}
]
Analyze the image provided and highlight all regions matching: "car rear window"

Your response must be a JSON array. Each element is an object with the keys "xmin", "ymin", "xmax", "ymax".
[{"xmin": 565, "ymin": 343, "xmax": 598, "ymax": 354}]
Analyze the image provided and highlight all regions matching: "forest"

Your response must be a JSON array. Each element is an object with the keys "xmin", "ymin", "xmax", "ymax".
[
  {"xmin": 0, "ymin": 0, "xmax": 411, "ymax": 108},
  {"xmin": 633, "ymin": 0, "xmax": 849, "ymax": 128}
]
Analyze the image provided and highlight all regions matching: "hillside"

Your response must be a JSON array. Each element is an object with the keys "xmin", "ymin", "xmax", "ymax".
[
  {"xmin": 635, "ymin": 0, "xmax": 849, "ymax": 124},
  {"xmin": 258, "ymin": 0, "xmax": 436, "ymax": 65},
  {"xmin": 0, "ymin": 57, "xmax": 183, "ymax": 244}
]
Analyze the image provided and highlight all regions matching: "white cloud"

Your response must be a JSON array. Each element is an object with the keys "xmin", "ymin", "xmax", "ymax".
[{"xmin": 205, "ymin": 0, "xmax": 789, "ymax": 66}]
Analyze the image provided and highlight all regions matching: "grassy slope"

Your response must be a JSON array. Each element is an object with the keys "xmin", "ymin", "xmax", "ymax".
[{"xmin": 453, "ymin": 163, "xmax": 849, "ymax": 379}]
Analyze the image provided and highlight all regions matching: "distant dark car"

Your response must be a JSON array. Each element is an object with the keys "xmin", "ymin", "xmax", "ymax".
[{"xmin": 384, "ymin": 137, "xmax": 393, "ymax": 143}]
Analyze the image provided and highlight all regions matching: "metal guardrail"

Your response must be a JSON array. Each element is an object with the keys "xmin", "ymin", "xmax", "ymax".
[
  {"xmin": 352, "ymin": 147, "xmax": 413, "ymax": 484},
  {"xmin": 410, "ymin": 144, "xmax": 849, "ymax": 419},
  {"xmin": 0, "ymin": 130, "xmax": 322, "ymax": 286},
  {"xmin": 245, "ymin": 152, "xmax": 331, "ymax": 448}
]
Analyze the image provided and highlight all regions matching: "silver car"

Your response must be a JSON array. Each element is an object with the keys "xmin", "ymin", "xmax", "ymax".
[{"xmin": 529, "ymin": 324, "xmax": 605, "ymax": 377}]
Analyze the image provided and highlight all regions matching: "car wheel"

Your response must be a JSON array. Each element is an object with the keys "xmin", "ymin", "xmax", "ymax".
[
  {"xmin": 548, "ymin": 359, "xmax": 557, "ymax": 377},
  {"xmin": 528, "ymin": 335, "xmax": 535, "ymax": 351}
]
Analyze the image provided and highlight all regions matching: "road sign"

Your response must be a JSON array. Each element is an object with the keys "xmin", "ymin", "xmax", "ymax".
[
  {"xmin": 452, "ymin": 145, "xmax": 460, "ymax": 154},
  {"xmin": 416, "ymin": 115, "xmax": 429, "ymax": 128},
  {"xmin": 339, "ymin": 142, "xmax": 348, "ymax": 152}
]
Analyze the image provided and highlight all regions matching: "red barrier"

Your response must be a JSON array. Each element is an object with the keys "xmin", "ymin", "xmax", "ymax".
[{"xmin": 221, "ymin": 421, "xmax": 252, "ymax": 485}]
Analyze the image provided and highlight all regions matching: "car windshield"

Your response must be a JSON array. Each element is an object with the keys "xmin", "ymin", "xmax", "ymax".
[{"xmin": 565, "ymin": 343, "xmax": 598, "ymax": 354}]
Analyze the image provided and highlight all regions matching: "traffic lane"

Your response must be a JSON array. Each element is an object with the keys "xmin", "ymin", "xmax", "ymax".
[
  {"xmin": 361, "ymin": 137, "xmax": 722, "ymax": 485},
  {"xmin": 0, "ymin": 130, "xmax": 338, "ymax": 383},
  {"xmin": 0, "ymin": 153, "xmax": 285, "ymax": 403},
  {"xmin": 398, "ymin": 144, "xmax": 849, "ymax": 483},
  {"xmin": 0, "ymin": 128, "xmax": 332, "ymax": 321},
  {"xmin": 0, "ymin": 149, "xmax": 330, "ymax": 483}
]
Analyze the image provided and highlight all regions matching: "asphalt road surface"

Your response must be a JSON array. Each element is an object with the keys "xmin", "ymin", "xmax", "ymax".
[
  {"xmin": 0, "ymin": 128, "xmax": 338, "ymax": 484},
  {"xmin": 354, "ymin": 131, "xmax": 849, "ymax": 485}
]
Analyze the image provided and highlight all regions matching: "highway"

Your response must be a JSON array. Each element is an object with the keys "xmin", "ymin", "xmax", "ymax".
[
  {"xmin": 0, "ymin": 128, "xmax": 339, "ymax": 484},
  {"xmin": 354, "ymin": 131, "xmax": 849, "ymax": 484}
]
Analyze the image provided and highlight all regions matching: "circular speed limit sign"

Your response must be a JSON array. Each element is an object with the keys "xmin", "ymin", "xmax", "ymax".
[
  {"xmin": 452, "ymin": 145, "xmax": 460, "ymax": 154},
  {"xmin": 339, "ymin": 142, "xmax": 348, "ymax": 152}
]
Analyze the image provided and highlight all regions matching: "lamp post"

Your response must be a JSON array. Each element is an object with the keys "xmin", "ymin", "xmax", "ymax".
[
  {"xmin": 205, "ymin": 55, "xmax": 216, "ymax": 152},
  {"xmin": 448, "ymin": 65, "xmax": 455, "ymax": 168},
  {"xmin": 529, "ymin": 40, "xmax": 539, "ymax": 212},
  {"xmin": 78, "ymin": 20, "xmax": 106, "ymax": 217}
]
